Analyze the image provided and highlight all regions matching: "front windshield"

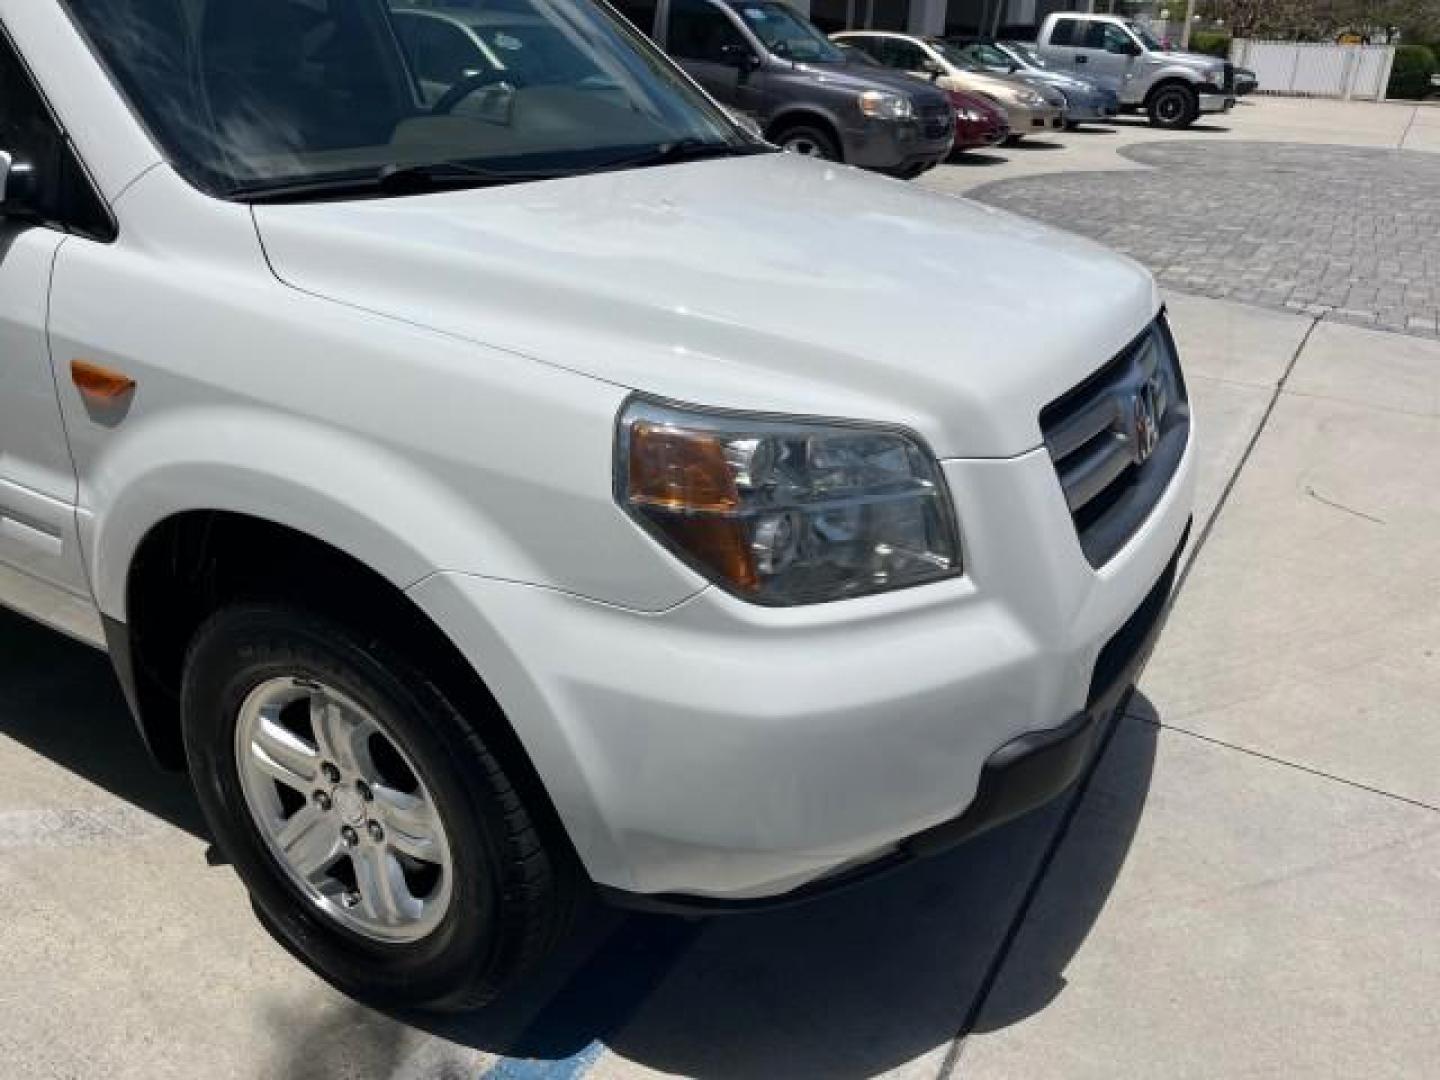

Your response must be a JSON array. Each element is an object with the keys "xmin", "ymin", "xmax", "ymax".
[
  {"xmin": 1002, "ymin": 41, "xmax": 1046, "ymax": 69},
  {"xmin": 63, "ymin": 0, "xmax": 748, "ymax": 198},
  {"xmin": 929, "ymin": 41, "xmax": 982, "ymax": 72},
  {"xmin": 727, "ymin": 2, "xmax": 845, "ymax": 63},
  {"xmin": 1126, "ymin": 22, "xmax": 1163, "ymax": 50}
]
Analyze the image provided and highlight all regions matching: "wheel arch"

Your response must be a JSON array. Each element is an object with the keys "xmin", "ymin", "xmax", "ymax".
[
  {"xmin": 764, "ymin": 108, "xmax": 845, "ymax": 156},
  {"xmin": 107, "ymin": 509, "xmax": 580, "ymax": 880},
  {"xmin": 1142, "ymin": 75, "xmax": 1200, "ymax": 106}
]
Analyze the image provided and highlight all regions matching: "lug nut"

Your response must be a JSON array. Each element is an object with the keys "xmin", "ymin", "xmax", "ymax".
[
  {"xmin": 313, "ymin": 790, "xmax": 332, "ymax": 812},
  {"xmin": 341, "ymin": 890, "xmax": 361, "ymax": 909},
  {"xmin": 341, "ymin": 825, "xmax": 358, "ymax": 848},
  {"xmin": 367, "ymin": 821, "xmax": 385, "ymax": 843},
  {"xmin": 321, "ymin": 762, "xmax": 341, "ymax": 784}
]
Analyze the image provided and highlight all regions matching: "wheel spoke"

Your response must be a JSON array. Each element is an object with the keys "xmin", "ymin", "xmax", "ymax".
[
  {"xmin": 310, "ymin": 693, "xmax": 374, "ymax": 776},
  {"xmin": 250, "ymin": 716, "xmax": 320, "ymax": 793},
  {"xmin": 353, "ymin": 844, "xmax": 418, "ymax": 925},
  {"xmin": 373, "ymin": 784, "xmax": 444, "ymax": 864},
  {"xmin": 276, "ymin": 805, "xmax": 342, "ymax": 882}
]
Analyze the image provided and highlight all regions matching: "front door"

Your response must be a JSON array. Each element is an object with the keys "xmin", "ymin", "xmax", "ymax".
[
  {"xmin": 0, "ymin": 31, "xmax": 91, "ymax": 598},
  {"xmin": 665, "ymin": 0, "xmax": 762, "ymax": 111},
  {"xmin": 1073, "ymin": 20, "xmax": 1140, "ymax": 88}
]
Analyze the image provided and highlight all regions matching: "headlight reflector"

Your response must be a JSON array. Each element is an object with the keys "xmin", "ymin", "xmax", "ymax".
[
  {"xmin": 857, "ymin": 90, "xmax": 915, "ymax": 120},
  {"xmin": 617, "ymin": 399, "xmax": 960, "ymax": 605}
]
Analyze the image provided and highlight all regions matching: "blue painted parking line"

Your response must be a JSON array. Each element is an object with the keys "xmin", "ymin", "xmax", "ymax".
[
  {"xmin": 481, "ymin": 1038, "xmax": 605, "ymax": 1080},
  {"xmin": 478, "ymin": 914, "xmax": 704, "ymax": 1079}
]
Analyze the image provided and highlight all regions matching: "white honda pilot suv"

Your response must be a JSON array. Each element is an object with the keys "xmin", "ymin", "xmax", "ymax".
[{"xmin": 0, "ymin": 0, "xmax": 1193, "ymax": 1009}]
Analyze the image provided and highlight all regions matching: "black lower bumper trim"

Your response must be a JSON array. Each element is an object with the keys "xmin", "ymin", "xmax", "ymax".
[{"xmin": 602, "ymin": 520, "xmax": 1190, "ymax": 917}]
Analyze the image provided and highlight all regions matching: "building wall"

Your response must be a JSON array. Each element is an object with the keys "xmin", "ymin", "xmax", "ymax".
[{"xmin": 797, "ymin": 0, "xmax": 1088, "ymax": 37}]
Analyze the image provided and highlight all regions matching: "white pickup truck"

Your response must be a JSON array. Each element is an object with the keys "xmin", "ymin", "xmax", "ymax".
[
  {"xmin": 0, "ymin": 0, "xmax": 1193, "ymax": 1009},
  {"xmin": 1033, "ymin": 12, "xmax": 1236, "ymax": 128}
]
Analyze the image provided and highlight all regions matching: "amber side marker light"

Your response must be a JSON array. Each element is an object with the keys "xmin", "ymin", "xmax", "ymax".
[{"xmin": 71, "ymin": 360, "xmax": 136, "ymax": 402}]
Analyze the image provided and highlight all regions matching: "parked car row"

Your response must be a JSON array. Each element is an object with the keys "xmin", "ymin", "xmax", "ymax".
[{"xmin": 383, "ymin": 3, "xmax": 1239, "ymax": 179}]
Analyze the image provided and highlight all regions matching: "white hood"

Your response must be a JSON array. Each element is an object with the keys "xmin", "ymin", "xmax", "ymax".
[{"xmin": 253, "ymin": 152, "xmax": 1158, "ymax": 458}]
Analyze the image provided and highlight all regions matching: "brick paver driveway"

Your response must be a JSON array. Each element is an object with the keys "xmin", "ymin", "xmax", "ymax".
[{"xmin": 971, "ymin": 141, "xmax": 1440, "ymax": 338}]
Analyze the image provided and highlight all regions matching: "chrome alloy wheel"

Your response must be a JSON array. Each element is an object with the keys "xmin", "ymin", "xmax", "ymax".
[{"xmin": 234, "ymin": 677, "xmax": 453, "ymax": 944}]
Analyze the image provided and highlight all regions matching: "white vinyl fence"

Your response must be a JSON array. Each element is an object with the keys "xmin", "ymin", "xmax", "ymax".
[{"xmin": 1230, "ymin": 40, "xmax": 1396, "ymax": 101}]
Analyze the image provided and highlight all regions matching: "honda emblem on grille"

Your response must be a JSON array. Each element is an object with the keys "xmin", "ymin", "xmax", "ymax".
[{"xmin": 1131, "ymin": 383, "xmax": 1161, "ymax": 463}]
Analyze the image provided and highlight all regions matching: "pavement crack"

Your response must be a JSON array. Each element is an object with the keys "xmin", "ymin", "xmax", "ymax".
[
  {"xmin": 1173, "ymin": 313, "xmax": 1323, "ymax": 597},
  {"xmin": 1304, "ymin": 485, "xmax": 1386, "ymax": 524},
  {"xmin": 1140, "ymin": 717, "xmax": 1440, "ymax": 816}
]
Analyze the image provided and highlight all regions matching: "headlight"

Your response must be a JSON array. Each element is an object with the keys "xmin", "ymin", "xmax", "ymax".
[
  {"xmin": 956, "ymin": 107, "xmax": 983, "ymax": 122},
  {"xmin": 616, "ymin": 398, "xmax": 960, "ymax": 605},
  {"xmin": 857, "ymin": 90, "xmax": 914, "ymax": 121},
  {"xmin": 1017, "ymin": 89, "xmax": 1044, "ymax": 107}
]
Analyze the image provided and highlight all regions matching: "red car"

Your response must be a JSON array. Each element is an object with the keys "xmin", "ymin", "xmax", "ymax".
[{"xmin": 948, "ymin": 88, "xmax": 1010, "ymax": 151}]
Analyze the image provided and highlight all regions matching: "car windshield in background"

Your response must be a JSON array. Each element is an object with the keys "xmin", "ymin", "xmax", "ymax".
[
  {"xmin": 930, "ymin": 41, "xmax": 982, "ymax": 71},
  {"xmin": 1003, "ymin": 41, "xmax": 1047, "ymax": 68},
  {"xmin": 1127, "ymin": 22, "xmax": 1163, "ymax": 50},
  {"xmin": 728, "ymin": 2, "xmax": 845, "ymax": 63},
  {"xmin": 62, "ymin": 0, "xmax": 750, "ymax": 200}
]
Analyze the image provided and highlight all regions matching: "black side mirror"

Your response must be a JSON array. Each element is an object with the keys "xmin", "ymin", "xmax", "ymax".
[
  {"xmin": 1126, "ymin": 40, "xmax": 1143, "ymax": 56},
  {"xmin": 921, "ymin": 58, "xmax": 944, "ymax": 80},
  {"xmin": 0, "ymin": 151, "xmax": 37, "ymax": 216}
]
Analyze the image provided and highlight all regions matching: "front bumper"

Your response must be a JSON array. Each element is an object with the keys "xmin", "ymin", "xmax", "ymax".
[
  {"xmin": 953, "ymin": 116, "xmax": 1010, "ymax": 149},
  {"xmin": 1064, "ymin": 95, "xmax": 1120, "ymax": 122},
  {"xmin": 844, "ymin": 116, "xmax": 955, "ymax": 171},
  {"xmin": 1004, "ymin": 102, "xmax": 1064, "ymax": 134},
  {"xmin": 1199, "ymin": 91, "xmax": 1236, "ymax": 114},
  {"xmin": 609, "ymin": 521, "xmax": 1187, "ymax": 913},
  {"xmin": 408, "ymin": 382, "xmax": 1196, "ymax": 902}
]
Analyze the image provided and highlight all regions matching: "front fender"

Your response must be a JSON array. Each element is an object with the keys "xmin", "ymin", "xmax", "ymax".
[{"xmin": 83, "ymin": 407, "xmax": 492, "ymax": 620}]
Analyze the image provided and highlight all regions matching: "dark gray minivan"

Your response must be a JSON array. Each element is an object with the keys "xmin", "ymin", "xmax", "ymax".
[{"xmin": 616, "ymin": 0, "xmax": 955, "ymax": 176}]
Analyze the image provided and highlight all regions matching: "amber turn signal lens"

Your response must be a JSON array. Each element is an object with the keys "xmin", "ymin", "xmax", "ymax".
[
  {"xmin": 626, "ymin": 423, "xmax": 740, "ymax": 512},
  {"xmin": 71, "ymin": 360, "xmax": 136, "ymax": 402},
  {"xmin": 624, "ymin": 421, "xmax": 758, "ymax": 591}
]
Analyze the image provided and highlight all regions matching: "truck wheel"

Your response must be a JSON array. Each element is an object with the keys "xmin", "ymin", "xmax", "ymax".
[
  {"xmin": 180, "ymin": 604, "xmax": 578, "ymax": 1011},
  {"xmin": 774, "ymin": 123, "xmax": 841, "ymax": 161},
  {"xmin": 1146, "ymin": 84, "xmax": 1197, "ymax": 129}
]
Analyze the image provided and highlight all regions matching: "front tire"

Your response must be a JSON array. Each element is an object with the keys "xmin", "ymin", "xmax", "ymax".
[
  {"xmin": 1147, "ymin": 84, "xmax": 1198, "ymax": 129},
  {"xmin": 774, "ymin": 122, "xmax": 841, "ymax": 161},
  {"xmin": 181, "ymin": 604, "xmax": 577, "ymax": 1011}
]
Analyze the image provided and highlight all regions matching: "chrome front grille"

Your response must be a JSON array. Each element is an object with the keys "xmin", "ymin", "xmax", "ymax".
[{"xmin": 1040, "ymin": 316, "xmax": 1189, "ymax": 568}]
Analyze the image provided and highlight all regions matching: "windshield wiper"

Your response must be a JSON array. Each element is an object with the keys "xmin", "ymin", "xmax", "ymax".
[
  {"xmin": 579, "ymin": 138, "xmax": 774, "ymax": 173},
  {"xmin": 229, "ymin": 160, "xmax": 562, "ymax": 204}
]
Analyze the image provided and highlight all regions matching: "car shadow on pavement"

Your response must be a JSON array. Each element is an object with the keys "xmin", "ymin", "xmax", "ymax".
[
  {"xmin": 394, "ymin": 700, "xmax": 1161, "ymax": 1078},
  {"xmin": 0, "ymin": 606, "xmax": 208, "ymax": 838},
  {"xmin": 1007, "ymin": 138, "xmax": 1065, "ymax": 151},
  {"xmin": 1109, "ymin": 117, "xmax": 1232, "ymax": 134},
  {"xmin": 947, "ymin": 152, "xmax": 1009, "ymax": 166}
]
